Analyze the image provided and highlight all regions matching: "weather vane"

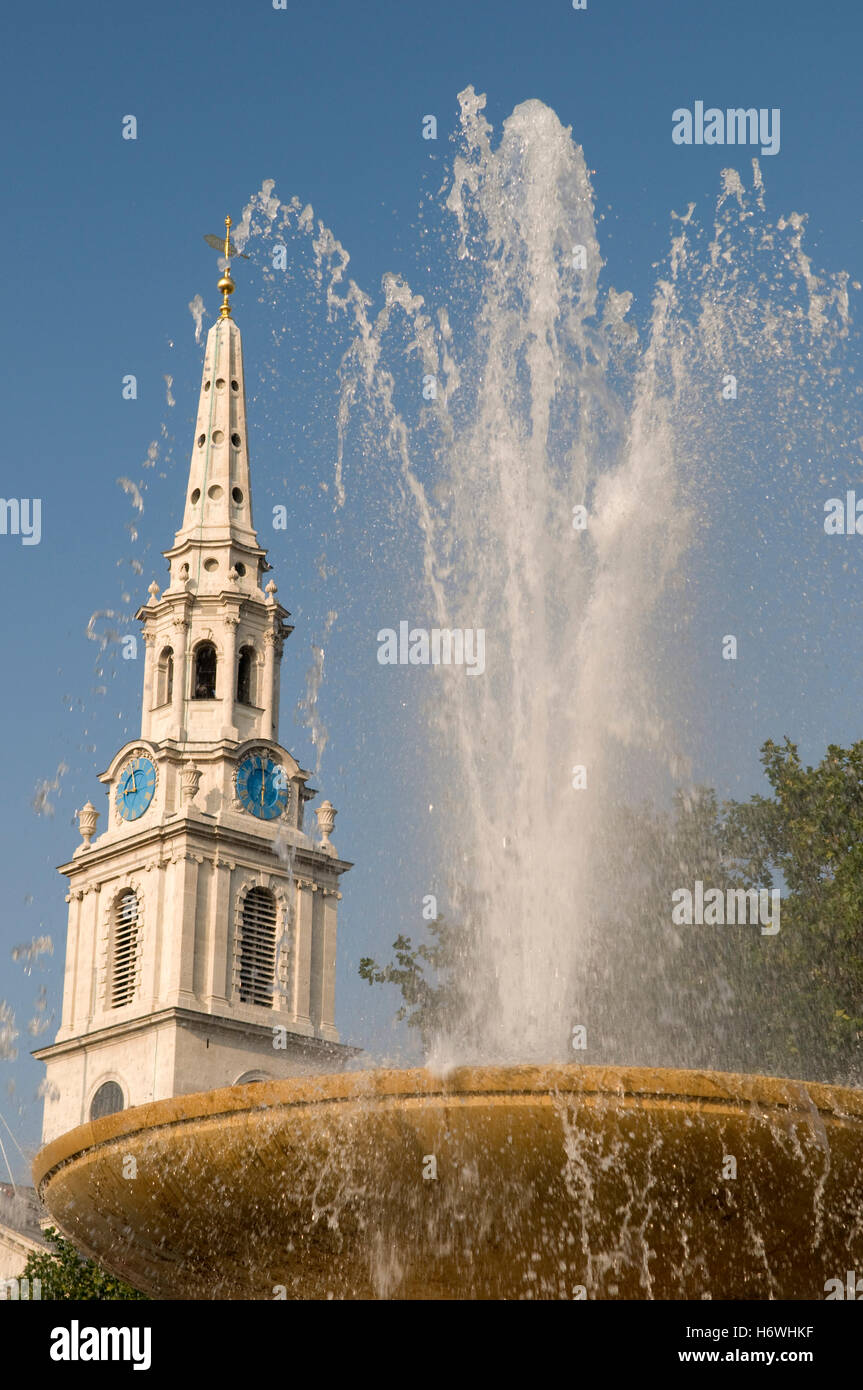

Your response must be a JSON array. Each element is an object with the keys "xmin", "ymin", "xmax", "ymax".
[{"xmin": 204, "ymin": 214, "xmax": 249, "ymax": 319}]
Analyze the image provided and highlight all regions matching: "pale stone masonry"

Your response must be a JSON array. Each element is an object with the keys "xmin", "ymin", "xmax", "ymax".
[
  {"xmin": 35, "ymin": 301, "xmax": 355, "ymax": 1144},
  {"xmin": 0, "ymin": 1185, "xmax": 46, "ymax": 1286}
]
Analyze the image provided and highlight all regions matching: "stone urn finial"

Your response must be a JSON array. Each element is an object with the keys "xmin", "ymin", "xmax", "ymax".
[
  {"xmin": 147, "ymin": 580, "xmax": 160, "ymax": 605},
  {"xmin": 265, "ymin": 579, "xmax": 278, "ymax": 603},
  {"xmin": 181, "ymin": 764, "xmax": 202, "ymax": 806},
  {"xmin": 315, "ymin": 799, "xmax": 337, "ymax": 855},
  {"xmin": 77, "ymin": 801, "xmax": 99, "ymax": 848}
]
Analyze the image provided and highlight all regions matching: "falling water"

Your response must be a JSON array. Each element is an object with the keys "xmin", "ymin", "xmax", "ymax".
[
  {"xmin": 413, "ymin": 91, "xmax": 694, "ymax": 1061},
  {"xmin": 237, "ymin": 85, "xmax": 854, "ymax": 1074}
]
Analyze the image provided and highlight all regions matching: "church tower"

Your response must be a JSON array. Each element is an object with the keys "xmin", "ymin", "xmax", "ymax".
[{"xmin": 35, "ymin": 221, "xmax": 355, "ymax": 1144}]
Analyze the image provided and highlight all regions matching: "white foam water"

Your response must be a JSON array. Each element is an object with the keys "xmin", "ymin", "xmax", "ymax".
[{"xmin": 237, "ymin": 85, "xmax": 854, "ymax": 1070}]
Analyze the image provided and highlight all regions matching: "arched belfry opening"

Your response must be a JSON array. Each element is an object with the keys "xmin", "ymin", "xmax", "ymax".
[
  {"xmin": 237, "ymin": 645, "xmax": 255, "ymax": 705},
  {"xmin": 194, "ymin": 642, "xmax": 217, "ymax": 699},
  {"xmin": 156, "ymin": 646, "xmax": 174, "ymax": 706}
]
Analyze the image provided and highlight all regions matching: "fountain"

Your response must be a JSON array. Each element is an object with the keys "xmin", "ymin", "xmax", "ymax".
[
  {"xmin": 32, "ymin": 1064, "xmax": 863, "ymax": 1299},
  {"xmin": 34, "ymin": 89, "xmax": 863, "ymax": 1299}
]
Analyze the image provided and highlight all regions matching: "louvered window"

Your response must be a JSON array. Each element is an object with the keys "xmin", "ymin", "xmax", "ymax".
[
  {"xmin": 111, "ymin": 890, "xmax": 139, "ymax": 1008},
  {"xmin": 239, "ymin": 888, "xmax": 277, "ymax": 1006},
  {"xmin": 90, "ymin": 1081, "xmax": 124, "ymax": 1120}
]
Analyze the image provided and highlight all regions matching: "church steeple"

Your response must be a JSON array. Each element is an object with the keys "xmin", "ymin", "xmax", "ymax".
[
  {"xmin": 166, "ymin": 218, "xmax": 263, "ymax": 597},
  {"xmin": 137, "ymin": 221, "xmax": 292, "ymax": 747},
  {"xmin": 34, "ymin": 220, "xmax": 355, "ymax": 1146},
  {"xmin": 166, "ymin": 307, "xmax": 260, "ymax": 569}
]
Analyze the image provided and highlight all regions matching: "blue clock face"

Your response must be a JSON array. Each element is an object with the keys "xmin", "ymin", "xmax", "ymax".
[
  {"xmin": 117, "ymin": 756, "xmax": 157, "ymax": 822},
  {"xmin": 236, "ymin": 753, "xmax": 289, "ymax": 821}
]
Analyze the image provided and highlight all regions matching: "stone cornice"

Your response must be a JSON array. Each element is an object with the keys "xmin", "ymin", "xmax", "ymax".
[
  {"xmin": 162, "ymin": 536, "xmax": 268, "ymax": 563},
  {"xmin": 59, "ymin": 817, "xmax": 353, "ymax": 880},
  {"xmin": 32, "ymin": 1007, "xmax": 362, "ymax": 1062},
  {"xmin": 134, "ymin": 591, "xmax": 292, "ymax": 630},
  {"xmin": 134, "ymin": 594, "xmax": 192, "ymax": 624},
  {"xmin": 0, "ymin": 1226, "xmax": 46, "ymax": 1258},
  {"xmin": 97, "ymin": 736, "xmax": 309, "ymax": 783}
]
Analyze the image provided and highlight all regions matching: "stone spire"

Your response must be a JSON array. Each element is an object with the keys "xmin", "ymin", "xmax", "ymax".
[
  {"xmin": 137, "ymin": 219, "xmax": 292, "ymax": 745},
  {"xmin": 164, "ymin": 222, "xmax": 264, "ymax": 599}
]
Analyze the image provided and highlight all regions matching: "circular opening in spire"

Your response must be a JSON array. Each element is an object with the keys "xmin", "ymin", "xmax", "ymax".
[
  {"xmin": 231, "ymin": 379, "xmax": 239, "ymax": 392},
  {"xmin": 197, "ymin": 434, "xmax": 206, "ymax": 448},
  {"xmin": 231, "ymin": 433, "xmax": 242, "ymax": 449},
  {"xmin": 232, "ymin": 487, "xmax": 244, "ymax": 505},
  {"xmin": 208, "ymin": 484, "xmax": 223, "ymax": 500},
  {"xmin": 212, "ymin": 430, "xmax": 224, "ymax": 445},
  {"xmin": 203, "ymin": 559, "xmax": 218, "ymax": 573},
  {"xmin": 190, "ymin": 488, "xmax": 201, "ymax": 505},
  {"xmin": 215, "ymin": 378, "xmax": 226, "ymax": 391},
  {"xmin": 235, "ymin": 563, "xmax": 246, "ymax": 577},
  {"xmin": 204, "ymin": 380, "xmax": 211, "ymax": 392}
]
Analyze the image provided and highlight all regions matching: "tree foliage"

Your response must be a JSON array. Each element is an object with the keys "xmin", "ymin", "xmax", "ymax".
[
  {"xmin": 361, "ymin": 738, "xmax": 863, "ymax": 1083},
  {"xmin": 21, "ymin": 1227, "xmax": 147, "ymax": 1301},
  {"xmin": 359, "ymin": 914, "xmax": 478, "ymax": 1053},
  {"xmin": 722, "ymin": 737, "xmax": 863, "ymax": 1065}
]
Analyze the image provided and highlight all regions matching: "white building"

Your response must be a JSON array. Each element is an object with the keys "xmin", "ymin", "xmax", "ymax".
[
  {"xmin": 0, "ymin": 1185, "xmax": 46, "ymax": 1289},
  {"xmin": 35, "ymin": 224, "xmax": 356, "ymax": 1144}
]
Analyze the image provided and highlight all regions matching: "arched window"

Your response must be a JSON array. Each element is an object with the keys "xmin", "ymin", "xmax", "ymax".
[
  {"xmin": 110, "ymin": 890, "xmax": 140, "ymax": 1008},
  {"xmin": 90, "ymin": 1081, "xmax": 124, "ymax": 1121},
  {"xmin": 237, "ymin": 645, "xmax": 255, "ymax": 705},
  {"xmin": 193, "ymin": 642, "xmax": 217, "ymax": 699},
  {"xmin": 156, "ymin": 646, "xmax": 174, "ymax": 706},
  {"xmin": 239, "ymin": 887, "xmax": 277, "ymax": 1007}
]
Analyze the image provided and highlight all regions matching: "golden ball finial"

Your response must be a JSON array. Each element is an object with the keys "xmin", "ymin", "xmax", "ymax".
[
  {"xmin": 218, "ymin": 214, "xmax": 235, "ymax": 318},
  {"xmin": 203, "ymin": 215, "xmax": 243, "ymax": 319},
  {"xmin": 218, "ymin": 270, "xmax": 235, "ymax": 318}
]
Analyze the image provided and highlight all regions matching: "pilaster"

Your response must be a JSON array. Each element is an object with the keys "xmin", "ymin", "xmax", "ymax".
[
  {"xmin": 141, "ymin": 629, "xmax": 157, "ymax": 740},
  {"xmin": 293, "ymin": 878, "xmax": 316, "ymax": 1028},
  {"xmin": 223, "ymin": 612, "xmax": 241, "ymax": 738},
  {"xmin": 317, "ymin": 888, "xmax": 341, "ymax": 1041},
  {"xmin": 172, "ymin": 615, "xmax": 190, "ymax": 739}
]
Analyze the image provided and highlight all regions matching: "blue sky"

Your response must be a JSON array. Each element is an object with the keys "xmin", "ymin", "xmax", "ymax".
[{"xmin": 3, "ymin": 0, "xmax": 863, "ymax": 1176}]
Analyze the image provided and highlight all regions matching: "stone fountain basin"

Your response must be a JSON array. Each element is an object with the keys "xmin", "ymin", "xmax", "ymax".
[{"xmin": 33, "ymin": 1064, "xmax": 863, "ymax": 1300}]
